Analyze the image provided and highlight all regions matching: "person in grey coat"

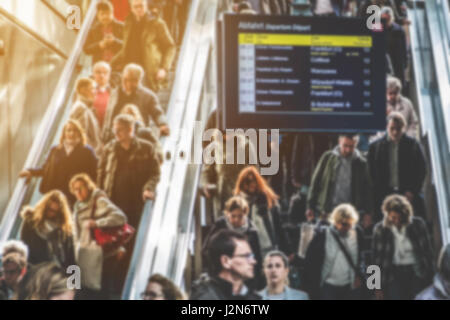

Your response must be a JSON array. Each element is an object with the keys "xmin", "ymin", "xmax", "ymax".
[
  {"xmin": 259, "ymin": 250, "xmax": 309, "ymax": 300},
  {"xmin": 416, "ymin": 244, "xmax": 450, "ymax": 300},
  {"xmin": 70, "ymin": 173, "xmax": 127, "ymax": 299}
]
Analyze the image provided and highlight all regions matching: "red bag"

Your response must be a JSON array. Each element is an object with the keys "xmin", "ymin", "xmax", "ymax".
[
  {"xmin": 93, "ymin": 224, "xmax": 135, "ymax": 248},
  {"xmin": 89, "ymin": 194, "xmax": 135, "ymax": 250}
]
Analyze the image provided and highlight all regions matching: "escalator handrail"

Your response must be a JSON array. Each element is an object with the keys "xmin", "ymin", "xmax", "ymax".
[
  {"xmin": 0, "ymin": 1, "xmax": 98, "ymax": 243},
  {"xmin": 120, "ymin": 0, "xmax": 220, "ymax": 300}
]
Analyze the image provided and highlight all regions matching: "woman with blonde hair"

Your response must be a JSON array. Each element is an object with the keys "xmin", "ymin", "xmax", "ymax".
[
  {"xmin": 19, "ymin": 119, "xmax": 98, "ymax": 205},
  {"xmin": 260, "ymin": 250, "xmax": 309, "ymax": 300},
  {"xmin": 19, "ymin": 190, "xmax": 75, "ymax": 269},
  {"xmin": 303, "ymin": 203, "xmax": 366, "ymax": 300},
  {"xmin": 373, "ymin": 194, "xmax": 434, "ymax": 300},
  {"xmin": 234, "ymin": 166, "xmax": 288, "ymax": 258}
]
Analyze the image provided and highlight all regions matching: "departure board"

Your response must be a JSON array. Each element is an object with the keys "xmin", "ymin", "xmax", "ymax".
[{"xmin": 220, "ymin": 15, "xmax": 387, "ymax": 132}]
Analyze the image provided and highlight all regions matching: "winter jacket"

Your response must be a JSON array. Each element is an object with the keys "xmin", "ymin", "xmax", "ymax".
[
  {"xmin": 28, "ymin": 144, "xmax": 97, "ymax": 205},
  {"xmin": 111, "ymin": 12, "xmax": 176, "ymax": 92},
  {"xmin": 303, "ymin": 225, "xmax": 365, "ymax": 299},
  {"xmin": 0, "ymin": 279, "xmax": 11, "ymax": 300},
  {"xmin": 83, "ymin": 20, "xmax": 124, "ymax": 63},
  {"xmin": 191, "ymin": 274, "xmax": 262, "ymax": 300},
  {"xmin": 416, "ymin": 274, "xmax": 450, "ymax": 300},
  {"xmin": 372, "ymin": 217, "xmax": 434, "ymax": 291},
  {"xmin": 368, "ymin": 134, "xmax": 426, "ymax": 209},
  {"xmin": 73, "ymin": 189, "xmax": 127, "ymax": 265},
  {"xmin": 20, "ymin": 210, "xmax": 76, "ymax": 269},
  {"xmin": 307, "ymin": 147, "xmax": 373, "ymax": 215},
  {"xmin": 102, "ymin": 87, "xmax": 167, "ymax": 143},
  {"xmin": 97, "ymin": 137, "xmax": 161, "ymax": 226},
  {"xmin": 70, "ymin": 99, "xmax": 103, "ymax": 153}
]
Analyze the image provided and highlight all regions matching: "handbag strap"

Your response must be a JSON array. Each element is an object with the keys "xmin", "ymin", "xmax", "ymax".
[
  {"xmin": 90, "ymin": 193, "xmax": 103, "ymax": 220},
  {"xmin": 330, "ymin": 229, "xmax": 363, "ymax": 279}
]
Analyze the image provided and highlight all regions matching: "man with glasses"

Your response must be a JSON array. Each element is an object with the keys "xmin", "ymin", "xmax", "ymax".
[
  {"xmin": 191, "ymin": 229, "xmax": 261, "ymax": 300},
  {"xmin": 0, "ymin": 241, "xmax": 29, "ymax": 300}
]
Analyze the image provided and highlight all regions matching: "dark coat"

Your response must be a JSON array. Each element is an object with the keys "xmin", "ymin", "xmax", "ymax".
[
  {"xmin": 84, "ymin": 20, "xmax": 124, "ymax": 63},
  {"xmin": 243, "ymin": 192, "xmax": 290, "ymax": 256},
  {"xmin": 19, "ymin": 212, "xmax": 76, "ymax": 269},
  {"xmin": 28, "ymin": 144, "xmax": 98, "ymax": 205},
  {"xmin": 0, "ymin": 279, "xmax": 10, "ymax": 300},
  {"xmin": 102, "ymin": 87, "xmax": 167, "ymax": 143},
  {"xmin": 307, "ymin": 148, "xmax": 374, "ymax": 215},
  {"xmin": 372, "ymin": 217, "xmax": 434, "ymax": 290},
  {"xmin": 302, "ymin": 225, "xmax": 365, "ymax": 299},
  {"xmin": 190, "ymin": 274, "xmax": 262, "ymax": 300},
  {"xmin": 97, "ymin": 137, "xmax": 161, "ymax": 227},
  {"xmin": 385, "ymin": 22, "xmax": 407, "ymax": 82},
  {"xmin": 368, "ymin": 134, "xmax": 426, "ymax": 205},
  {"xmin": 111, "ymin": 12, "xmax": 176, "ymax": 92}
]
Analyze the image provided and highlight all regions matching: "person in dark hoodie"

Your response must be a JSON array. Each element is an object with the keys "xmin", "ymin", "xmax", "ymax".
[
  {"xmin": 191, "ymin": 229, "xmax": 261, "ymax": 300},
  {"xmin": 19, "ymin": 190, "xmax": 76, "ymax": 270},
  {"xmin": 416, "ymin": 244, "xmax": 450, "ymax": 300}
]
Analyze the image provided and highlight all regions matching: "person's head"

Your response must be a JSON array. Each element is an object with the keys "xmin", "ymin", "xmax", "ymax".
[
  {"xmin": 207, "ymin": 229, "xmax": 255, "ymax": 281},
  {"xmin": 381, "ymin": 6, "xmax": 394, "ymax": 26},
  {"xmin": 386, "ymin": 76, "xmax": 402, "ymax": 104},
  {"xmin": 93, "ymin": 61, "xmax": 111, "ymax": 87},
  {"xmin": 382, "ymin": 194, "xmax": 413, "ymax": 228},
  {"xmin": 142, "ymin": 274, "xmax": 186, "ymax": 300},
  {"xmin": 96, "ymin": 0, "xmax": 114, "ymax": 26},
  {"xmin": 69, "ymin": 173, "xmax": 97, "ymax": 202},
  {"xmin": 75, "ymin": 77, "xmax": 96, "ymax": 102},
  {"xmin": 437, "ymin": 244, "xmax": 450, "ymax": 283},
  {"xmin": 237, "ymin": 1, "xmax": 253, "ymax": 12},
  {"xmin": 20, "ymin": 190, "xmax": 73, "ymax": 238},
  {"xmin": 386, "ymin": 112, "xmax": 406, "ymax": 143},
  {"xmin": 120, "ymin": 104, "xmax": 144, "ymax": 124},
  {"xmin": 329, "ymin": 204, "xmax": 359, "ymax": 236},
  {"xmin": 234, "ymin": 166, "xmax": 279, "ymax": 209},
  {"xmin": 338, "ymin": 134, "xmax": 359, "ymax": 158},
  {"xmin": 122, "ymin": 64, "xmax": 144, "ymax": 95},
  {"xmin": 60, "ymin": 119, "xmax": 86, "ymax": 146},
  {"xmin": 113, "ymin": 114, "xmax": 135, "ymax": 143},
  {"xmin": 224, "ymin": 196, "xmax": 249, "ymax": 229},
  {"xmin": 263, "ymin": 250, "xmax": 289, "ymax": 288},
  {"xmin": 22, "ymin": 262, "xmax": 74, "ymax": 300},
  {"xmin": 131, "ymin": 0, "xmax": 148, "ymax": 20},
  {"xmin": 1, "ymin": 241, "xmax": 29, "ymax": 288}
]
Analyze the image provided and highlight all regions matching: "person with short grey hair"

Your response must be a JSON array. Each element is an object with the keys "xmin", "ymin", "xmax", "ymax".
[
  {"xmin": 386, "ymin": 76, "xmax": 419, "ymax": 139},
  {"xmin": 102, "ymin": 63, "xmax": 170, "ymax": 143}
]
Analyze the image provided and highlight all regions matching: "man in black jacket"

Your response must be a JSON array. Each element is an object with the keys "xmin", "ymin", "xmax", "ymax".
[
  {"xmin": 191, "ymin": 230, "xmax": 261, "ymax": 300},
  {"xmin": 84, "ymin": 1, "xmax": 124, "ymax": 64},
  {"xmin": 368, "ymin": 112, "xmax": 427, "ymax": 222},
  {"xmin": 381, "ymin": 6, "xmax": 408, "ymax": 87}
]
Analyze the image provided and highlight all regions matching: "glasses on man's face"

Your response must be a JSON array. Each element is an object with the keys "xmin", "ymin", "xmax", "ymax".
[
  {"xmin": 232, "ymin": 253, "xmax": 255, "ymax": 261},
  {"xmin": 140, "ymin": 291, "xmax": 164, "ymax": 300}
]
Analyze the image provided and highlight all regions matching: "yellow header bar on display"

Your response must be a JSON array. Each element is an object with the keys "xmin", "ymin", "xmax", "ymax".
[{"xmin": 238, "ymin": 33, "xmax": 372, "ymax": 47}]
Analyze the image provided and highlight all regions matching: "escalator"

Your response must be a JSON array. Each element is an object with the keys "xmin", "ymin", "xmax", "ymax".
[
  {"xmin": 408, "ymin": 0, "xmax": 450, "ymax": 245},
  {"xmin": 0, "ymin": 0, "xmax": 205, "ymax": 300}
]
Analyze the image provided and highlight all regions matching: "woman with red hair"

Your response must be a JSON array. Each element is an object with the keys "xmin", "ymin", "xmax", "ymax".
[{"xmin": 234, "ymin": 166, "xmax": 289, "ymax": 259}]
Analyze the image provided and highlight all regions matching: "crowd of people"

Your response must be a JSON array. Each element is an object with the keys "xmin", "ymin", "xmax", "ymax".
[{"xmin": 0, "ymin": 0, "xmax": 449, "ymax": 301}]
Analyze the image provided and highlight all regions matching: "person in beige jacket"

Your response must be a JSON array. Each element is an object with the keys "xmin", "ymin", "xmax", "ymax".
[{"xmin": 70, "ymin": 173, "xmax": 127, "ymax": 299}]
